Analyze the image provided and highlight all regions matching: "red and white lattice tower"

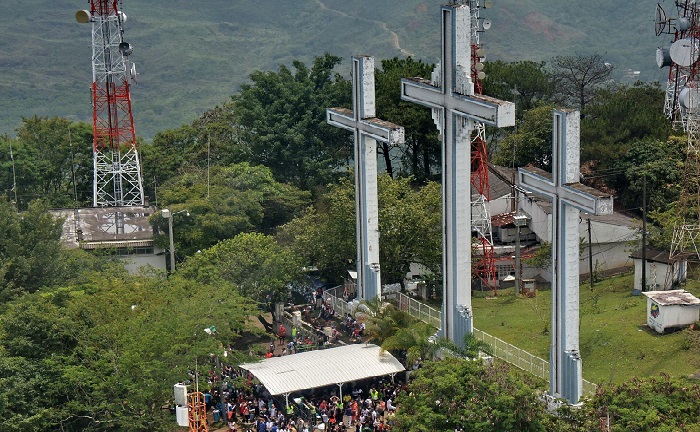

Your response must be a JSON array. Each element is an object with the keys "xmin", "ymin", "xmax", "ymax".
[
  {"xmin": 655, "ymin": 1, "xmax": 700, "ymax": 263},
  {"xmin": 76, "ymin": 1, "xmax": 144, "ymax": 207},
  {"xmin": 454, "ymin": 0, "xmax": 498, "ymax": 294}
]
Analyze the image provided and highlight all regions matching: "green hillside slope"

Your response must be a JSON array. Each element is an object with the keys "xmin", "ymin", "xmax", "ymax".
[{"xmin": 0, "ymin": 0, "xmax": 664, "ymax": 139}]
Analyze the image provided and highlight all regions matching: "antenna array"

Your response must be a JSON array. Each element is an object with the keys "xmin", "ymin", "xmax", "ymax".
[
  {"xmin": 654, "ymin": 1, "xmax": 700, "ymax": 261},
  {"xmin": 76, "ymin": 1, "xmax": 144, "ymax": 207}
]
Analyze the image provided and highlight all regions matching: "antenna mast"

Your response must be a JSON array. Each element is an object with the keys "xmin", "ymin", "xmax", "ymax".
[
  {"xmin": 454, "ymin": 0, "xmax": 498, "ymax": 294},
  {"xmin": 654, "ymin": 1, "xmax": 700, "ymax": 263},
  {"xmin": 76, "ymin": 0, "xmax": 144, "ymax": 207}
]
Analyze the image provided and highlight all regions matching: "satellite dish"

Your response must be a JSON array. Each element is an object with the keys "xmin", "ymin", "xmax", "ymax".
[
  {"xmin": 130, "ymin": 63, "xmax": 138, "ymax": 83},
  {"xmin": 476, "ymin": 48, "xmax": 486, "ymax": 57},
  {"xmin": 483, "ymin": 1, "xmax": 494, "ymax": 8},
  {"xmin": 654, "ymin": 4, "xmax": 668, "ymax": 36},
  {"xmin": 670, "ymin": 38, "xmax": 700, "ymax": 67},
  {"xmin": 482, "ymin": 19, "xmax": 492, "ymax": 30},
  {"xmin": 477, "ymin": 71, "xmax": 486, "ymax": 80},
  {"xmin": 75, "ymin": 10, "xmax": 91, "ymax": 23},
  {"xmin": 119, "ymin": 42, "xmax": 133, "ymax": 56},
  {"xmin": 678, "ymin": 16, "xmax": 691, "ymax": 32},
  {"xmin": 680, "ymin": 87, "xmax": 700, "ymax": 113},
  {"xmin": 475, "ymin": 62, "xmax": 485, "ymax": 71},
  {"xmin": 118, "ymin": 11, "xmax": 128, "ymax": 24},
  {"xmin": 656, "ymin": 47, "xmax": 672, "ymax": 68}
]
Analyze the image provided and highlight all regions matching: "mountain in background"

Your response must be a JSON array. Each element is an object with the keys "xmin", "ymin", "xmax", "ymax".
[{"xmin": 0, "ymin": 0, "xmax": 665, "ymax": 139}]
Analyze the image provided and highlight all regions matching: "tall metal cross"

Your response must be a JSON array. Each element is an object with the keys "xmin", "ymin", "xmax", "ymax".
[
  {"xmin": 517, "ymin": 109, "xmax": 613, "ymax": 403},
  {"xmin": 327, "ymin": 56, "xmax": 405, "ymax": 301},
  {"xmin": 400, "ymin": 4, "xmax": 514, "ymax": 343}
]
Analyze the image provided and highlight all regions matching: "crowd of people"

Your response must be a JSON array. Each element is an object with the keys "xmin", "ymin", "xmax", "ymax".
[
  {"xmin": 206, "ymin": 373, "xmax": 405, "ymax": 432},
  {"xmin": 187, "ymin": 288, "xmax": 412, "ymax": 432}
]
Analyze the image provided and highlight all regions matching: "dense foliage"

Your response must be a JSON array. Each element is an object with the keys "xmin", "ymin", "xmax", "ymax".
[
  {"xmin": 394, "ymin": 358, "xmax": 549, "ymax": 432},
  {"xmin": 235, "ymin": 53, "xmax": 353, "ymax": 190},
  {"xmin": 278, "ymin": 174, "xmax": 442, "ymax": 285},
  {"xmin": 2, "ymin": 49, "xmax": 699, "ymax": 430},
  {"xmin": 0, "ymin": 200, "xmax": 73, "ymax": 300},
  {"xmin": 151, "ymin": 162, "xmax": 311, "ymax": 257},
  {"xmin": 0, "ymin": 266, "xmax": 260, "ymax": 431}
]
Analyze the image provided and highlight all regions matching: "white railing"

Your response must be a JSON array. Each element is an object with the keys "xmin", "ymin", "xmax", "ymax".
[
  {"xmin": 386, "ymin": 291, "xmax": 442, "ymax": 328},
  {"xmin": 385, "ymin": 291, "xmax": 597, "ymax": 396},
  {"xmin": 323, "ymin": 286, "xmax": 353, "ymax": 317}
]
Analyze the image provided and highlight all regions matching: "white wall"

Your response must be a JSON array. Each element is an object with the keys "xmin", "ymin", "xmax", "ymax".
[
  {"xmin": 121, "ymin": 250, "xmax": 167, "ymax": 274},
  {"xmin": 634, "ymin": 259, "xmax": 671, "ymax": 291},
  {"xmin": 646, "ymin": 298, "xmax": 700, "ymax": 333}
]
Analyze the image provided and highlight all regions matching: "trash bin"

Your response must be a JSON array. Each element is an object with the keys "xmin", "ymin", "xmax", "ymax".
[{"xmin": 213, "ymin": 409, "xmax": 221, "ymax": 422}]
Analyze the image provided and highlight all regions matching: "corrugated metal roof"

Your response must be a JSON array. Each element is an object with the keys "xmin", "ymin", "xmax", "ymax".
[
  {"xmin": 239, "ymin": 344, "xmax": 405, "ymax": 396},
  {"xmin": 643, "ymin": 290, "xmax": 700, "ymax": 306}
]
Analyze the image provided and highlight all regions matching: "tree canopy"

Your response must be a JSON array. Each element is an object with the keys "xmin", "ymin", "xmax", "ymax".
[
  {"xmin": 0, "ymin": 200, "xmax": 73, "ymax": 300},
  {"xmin": 151, "ymin": 162, "xmax": 310, "ymax": 258},
  {"xmin": 0, "ymin": 117, "xmax": 92, "ymax": 209},
  {"xmin": 393, "ymin": 357, "xmax": 549, "ymax": 432},
  {"xmin": 178, "ymin": 232, "xmax": 303, "ymax": 307},
  {"xmin": 277, "ymin": 174, "xmax": 442, "ymax": 285},
  {"xmin": 483, "ymin": 60, "xmax": 553, "ymax": 118},
  {"xmin": 235, "ymin": 53, "xmax": 352, "ymax": 190},
  {"xmin": 375, "ymin": 57, "xmax": 440, "ymax": 181},
  {"xmin": 491, "ymin": 104, "xmax": 555, "ymax": 171},
  {"xmin": 0, "ymin": 268, "xmax": 260, "ymax": 431}
]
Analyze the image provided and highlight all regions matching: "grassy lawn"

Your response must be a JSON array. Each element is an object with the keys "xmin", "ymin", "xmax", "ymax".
[{"xmin": 472, "ymin": 271, "xmax": 700, "ymax": 385}]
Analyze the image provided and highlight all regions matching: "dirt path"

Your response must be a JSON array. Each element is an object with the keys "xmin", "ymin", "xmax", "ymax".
[{"xmin": 313, "ymin": 0, "xmax": 413, "ymax": 57}]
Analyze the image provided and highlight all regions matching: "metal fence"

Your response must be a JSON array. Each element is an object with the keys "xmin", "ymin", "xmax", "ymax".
[
  {"xmin": 323, "ymin": 286, "xmax": 354, "ymax": 317},
  {"xmin": 385, "ymin": 291, "xmax": 597, "ymax": 396},
  {"xmin": 387, "ymin": 291, "xmax": 442, "ymax": 328}
]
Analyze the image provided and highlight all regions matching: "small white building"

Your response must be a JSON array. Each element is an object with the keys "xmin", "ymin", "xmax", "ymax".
[
  {"xmin": 630, "ymin": 248, "xmax": 688, "ymax": 291},
  {"xmin": 642, "ymin": 290, "xmax": 700, "ymax": 334},
  {"xmin": 485, "ymin": 165, "xmax": 640, "ymax": 284}
]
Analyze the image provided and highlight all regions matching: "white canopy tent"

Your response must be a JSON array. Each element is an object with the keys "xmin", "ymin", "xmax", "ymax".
[{"xmin": 239, "ymin": 344, "xmax": 405, "ymax": 402}]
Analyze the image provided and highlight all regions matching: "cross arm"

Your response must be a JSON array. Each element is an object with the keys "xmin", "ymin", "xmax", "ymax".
[
  {"xmin": 326, "ymin": 107, "xmax": 405, "ymax": 145},
  {"xmin": 400, "ymin": 78, "xmax": 515, "ymax": 128},
  {"xmin": 518, "ymin": 167, "xmax": 613, "ymax": 215}
]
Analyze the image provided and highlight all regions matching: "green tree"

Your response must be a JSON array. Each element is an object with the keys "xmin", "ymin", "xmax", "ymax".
[
  {"xmin": 277, "ymin": 174, "xmax": 442, "ymax": 285},
  {"xmin": 394, "ymin": 357, "xmax": 548, "ymax": 432},
  {"xmin": 548, "ymin": 374, "xmax": 700, "ymax": 431},
  {"xmin": 151, "ymin": 162, "xmax": 310, "ymax": 258},
  {"xmin": 0, "ymin": 201, "xmax": 68, "ymax": 300},
  {"xmin": 483, "ymin": 60, "xmax": 553, "ymax": 117},
  {"xmin": 140, "ymin": 100, "xmax": 244, "ymax": 199},
  {"xmin": 380, "ymin": 320, "xmax": 438, "ymax": 363},
  {"xmin": 606, "ymin": 137, "xmax": 684, "ymax": 215},
  {"xmin": 235, "ymin": 53, "xmax": 352, "ymax": 190},
  {"xmin": 375, "ymin": 57, "xmax": 440, "ymax": 180},
  {"xmin": 0, "ymin": 269, "xmax": 259, "ymax": 431},
  {"xmin": 491, "ymin": 104, "xmax": 555, "ymax": 171},
  {"xmin": 580, "ymin": 82, "xmax": 673, "ymax": 181},
  {"xmin": 178, "ymin": 232, "xmax": 303, "ymax": 309},
  {"xmin": 0, "ymin": 117, "xmax": 92, "ymax": 209}
]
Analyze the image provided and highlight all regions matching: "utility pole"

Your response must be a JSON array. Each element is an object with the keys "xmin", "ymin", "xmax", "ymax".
[
  {"xmin": 513, "ymin": 214, "xmax": 528, "ymax": 296},
  {"xmin": 588, "ymin": 217, "xmax": 593, "ymax": 290},
  {"xmin": 162, "ymin": 209, "xmax": 175, "ymax": 273},
  {"xmin": 641, "ymin": 175, "xmax": 647, "ymax": 292}
]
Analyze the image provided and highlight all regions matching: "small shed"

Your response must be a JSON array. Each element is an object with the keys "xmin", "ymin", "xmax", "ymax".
[
  {"xmin": 630, "ymin": 248, "xmax": 688, "ymax": 291},
  {"xmin": 642, "ymin": 290, "xmax": 700, "ymax": 334}
]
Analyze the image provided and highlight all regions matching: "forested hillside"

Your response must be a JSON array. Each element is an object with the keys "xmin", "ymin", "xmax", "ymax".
[{"xmin": 0, "ymin": 0, "xmax": 663, "ymax": 139}]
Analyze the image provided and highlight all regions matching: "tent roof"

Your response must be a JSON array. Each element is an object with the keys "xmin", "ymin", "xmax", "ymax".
[{"xmin": 239, "ymin": 344, "xmax": 405, "ymax": 396}]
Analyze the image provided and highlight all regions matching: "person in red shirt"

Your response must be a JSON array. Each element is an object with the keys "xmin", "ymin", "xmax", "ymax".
[{"xmin": 278, "ymin": 325, "xmax": 286, "ymax": 345}]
